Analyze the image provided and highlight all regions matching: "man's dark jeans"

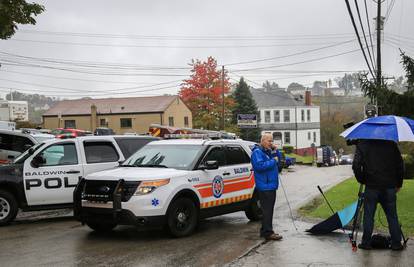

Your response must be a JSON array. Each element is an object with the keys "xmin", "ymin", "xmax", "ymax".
[
  {"xmin": 362, "ymin": 187, "xmax": 402, "ymax": 246},
  {"xmin": 258, "ymin": 190, "xmax": 276, "ymax": 238}
]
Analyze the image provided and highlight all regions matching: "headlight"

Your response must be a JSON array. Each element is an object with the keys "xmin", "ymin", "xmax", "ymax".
[{"xmin": 134, "ymin": 179, "xmax": 170, "ymax": 195}]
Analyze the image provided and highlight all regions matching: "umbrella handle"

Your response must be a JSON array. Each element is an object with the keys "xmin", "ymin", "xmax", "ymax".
[{"xmin": 317, "ymin": 185, "xmax": 336, "ymax": 215}]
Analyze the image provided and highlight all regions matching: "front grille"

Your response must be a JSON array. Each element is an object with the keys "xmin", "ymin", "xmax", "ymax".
[{"xmin": 82, "ymin": 180, "xmax": 140, "ymax": 202}]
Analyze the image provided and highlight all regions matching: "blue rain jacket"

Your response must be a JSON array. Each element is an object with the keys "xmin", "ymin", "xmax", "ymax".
[{"xmin": 251, "ymin": 144, "xmax": 282, "ymax": 191}]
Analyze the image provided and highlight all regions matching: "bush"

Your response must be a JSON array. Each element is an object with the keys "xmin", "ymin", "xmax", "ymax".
[
  {"xmin": 403, "ymin": 154, "xmax": 414, "ymax": 179},
  {"xmin": 283, "ymin": 146, "xmax": 294, "ymax": 154}
]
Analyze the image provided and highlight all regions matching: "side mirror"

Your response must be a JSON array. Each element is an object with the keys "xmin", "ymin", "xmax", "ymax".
[
  {"xmin": 205, "ymin": 160, "xmax": 219, "ymax": 170},
  {"xmin": 31, "ymin": 155, "xmax": 46, "ymax": 168},
  {"xmin": 118, "ymin": 160, "xmax": 124, "ymax": 166}
]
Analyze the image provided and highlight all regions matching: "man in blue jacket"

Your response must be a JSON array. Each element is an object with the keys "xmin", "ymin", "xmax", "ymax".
[{"xmin": 251, "ymin": 133, "xmax": 283, "ymax": 241}]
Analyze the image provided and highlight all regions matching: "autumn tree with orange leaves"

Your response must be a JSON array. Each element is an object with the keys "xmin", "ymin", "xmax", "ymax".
[{"xmin": 179, "ymin": 57, "xmax": 234, "ymax": 130}]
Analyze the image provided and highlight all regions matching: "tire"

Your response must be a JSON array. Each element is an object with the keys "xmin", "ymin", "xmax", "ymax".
[
  {"xmin": 167, "ymin": 198, "xmax": 198, "ymax": 237},
  {"xmin": 245, "ymin": 193, "xmax": 263, "ymax": 221},
  {"xmin": 86, "ymin": 222, "xmax": 117, "ymax": 232},
  {"xmin": 0, "ymin": 190, "xmax": 18, "ymax": 226}
]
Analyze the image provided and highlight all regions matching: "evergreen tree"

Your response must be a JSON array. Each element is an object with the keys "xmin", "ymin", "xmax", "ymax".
[{"xmin": 232, "ymin": 77, "xmax": 260, "ymax": 141}]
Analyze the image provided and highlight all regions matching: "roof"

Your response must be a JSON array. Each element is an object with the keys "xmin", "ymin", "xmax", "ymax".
[
  {"xmin": 250, "ymin": 88, "xmax": 304, "ymax": 108},
  {"xmin": 43, "ymin": 95, "xmax": 179, "ymax": 116}
]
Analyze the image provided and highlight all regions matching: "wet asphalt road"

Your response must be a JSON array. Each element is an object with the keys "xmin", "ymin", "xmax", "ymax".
[{"xmin": 0, "ymin": 165, "xmax": 353, "ymax": 267}]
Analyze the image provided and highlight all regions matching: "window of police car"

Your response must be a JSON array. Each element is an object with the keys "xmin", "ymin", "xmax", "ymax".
[
  {"xmin": 37, "ymin": 143, "xmax": 78, "ymax": 167},
  {"xmin": 84, "ymin": 141, "xmax": 119, "ymax": 164},
  {"xmin": 225, "ymin": 146, "xmax": 250, "ymax": 165},
  {"xmin": 203, "ymin": 146, "xmax": 225, "ymax": 166},
  {"xmin": 114, "ymin": 137, "xmax": 156, "ymax": 159},
  {"xmin": 122, "ymin": 144, "xmax": 204, "ymax": 170}
]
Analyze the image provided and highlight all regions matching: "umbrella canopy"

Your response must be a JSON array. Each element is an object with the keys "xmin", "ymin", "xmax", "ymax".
[
  {"xmin": 340, "ymin": 115, "xmax": 414, "ymax": 142},
  {"xmin": 306, "ymin": 201, "xmax": 358, "ymax": 234}
]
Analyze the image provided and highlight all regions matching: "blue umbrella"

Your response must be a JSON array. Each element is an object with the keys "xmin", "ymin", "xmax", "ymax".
[{"xmin": 340, "ymin": 115, "xmax": 414, "ymax": 142}]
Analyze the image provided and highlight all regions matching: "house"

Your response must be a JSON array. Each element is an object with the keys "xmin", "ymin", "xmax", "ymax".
[
  {"xmin": 0, "ymin": 100, "xmax": 29, "ymax": 121},
  {"xmin": 250, "ymin": 88, "xmax": 321, "ymax": 155},
  {"xmin": 42, "ymin": 95, "xmax": 192, "ymax": 134}
]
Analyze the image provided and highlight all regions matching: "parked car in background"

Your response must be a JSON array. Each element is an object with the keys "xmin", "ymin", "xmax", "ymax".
[
  {"xmin": 0, "ymin": 129, "xmax": 54, "ymax": 164},
  {"xmin": 94, "ymin": 127, "xmax": 115, "ymax": 136},
  {"xmin": 339, "ymin": 154, "xmax": 353, "ymax": 165},
  {"xmin": 316, "ymin": 145, "xmax": 336, "ymax": 167},
  {"xmin": 51, "ymin": 128, "xmax": 88, "ymax": 138}
]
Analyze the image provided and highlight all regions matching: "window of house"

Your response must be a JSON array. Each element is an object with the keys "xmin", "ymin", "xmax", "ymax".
[
  {"xmin": 264, "ymin": 111, "xmax": 271, "ymax": 123},
  {"xmin": 313, "ymin": 132, "xmax": 316, "ymax": 143},
  {"xmin": 64, "ymin": 120, "xmax": 76, "ymax": 128},
  {"xmin": 307, "ymin": 109, "xmax": 311, "ymax": 121},
  {"xmin": 273, "ymin": 110, "xmax": 280, "ymax": 122},
  {"xmin": 184, "ymin": 116, "xmax": 189, "ymax": 127},
  {"xmin": 301, "ymin": 110, "xmax": 305, "ymax": 122},
  {"xmin": 284, "ymin": 132, "xmax": 291, "ymax": 144},
  {"xmin": 120, "ymin": 118, "xmax": 132, "ymax": 128},
  {"xmin": 168, "ymin": 116, "xmax": 174, "ymax": 126},
  {"xmin": 283, "ymin": 110, "xmax": 290, "ymax": 122},
  {"xmin": 100, "ymin": 119, "xmax": 107, "ymax": 127},
  {"xmin": 308, "ymin": 132, "xmax": 311, "ymax": 140}
]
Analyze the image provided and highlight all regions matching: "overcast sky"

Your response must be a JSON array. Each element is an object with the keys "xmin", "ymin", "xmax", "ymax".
[{"xmin": 0, "ymin": 0, "xmax": 413, "ymax": 99}]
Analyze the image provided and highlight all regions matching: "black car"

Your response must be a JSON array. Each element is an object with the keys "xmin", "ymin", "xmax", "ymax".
[{"xmin": 94, "ymin": 127, "xmax": 115, "ymax": 135}]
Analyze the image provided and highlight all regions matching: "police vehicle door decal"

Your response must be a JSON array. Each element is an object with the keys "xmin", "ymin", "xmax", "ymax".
[{"xmin": 23, "ymin": 142, "xmax": 84, "ymax": 206}]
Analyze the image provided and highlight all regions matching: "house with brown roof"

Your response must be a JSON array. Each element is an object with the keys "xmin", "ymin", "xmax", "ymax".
[{"xmin": 42, "ymin": 95, "xmax": 192, "ymax": 134}]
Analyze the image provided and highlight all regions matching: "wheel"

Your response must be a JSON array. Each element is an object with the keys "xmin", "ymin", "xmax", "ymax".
[
  {"xmin": 245, "ymin": 192, "xmax": 262, "ymax": 221},
  {"xmin": 167, "ymin": 198, "xmax": 198, "ymax": 237},
  {"xmin": 0, "ymin": 190, "xmax": 18, "ymax": 226},
  {"xmin": 86, "ymin": 222, "xmax": 117, "ymax": 232}
]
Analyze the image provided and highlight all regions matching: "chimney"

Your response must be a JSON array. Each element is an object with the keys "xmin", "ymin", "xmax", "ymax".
[
  {"xmin": 91, "ymin": 104, "xmax": 97, "ymax": 132},
  {"xmin": 305, "ymin": 90, "xmax": 312, "ymax": 106}
]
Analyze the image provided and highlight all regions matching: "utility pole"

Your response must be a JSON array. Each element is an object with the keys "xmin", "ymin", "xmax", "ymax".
[{"xmin": 221, "ymin": 65, "xmax": 225, "ymax": 131}]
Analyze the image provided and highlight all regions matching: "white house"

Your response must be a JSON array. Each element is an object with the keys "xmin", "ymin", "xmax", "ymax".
[
  {"xmin": 0, "ymin": 100, "xmax": 29, "ymax": 121},
  {"xmin": 251, "ymin": 88, "xmax": 321, "ymax": 155}
]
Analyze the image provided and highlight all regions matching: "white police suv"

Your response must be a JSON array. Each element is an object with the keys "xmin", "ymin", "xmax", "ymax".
[{"xmin": 74, "ymin": 138, "xmax": 262, "ymax": 237}]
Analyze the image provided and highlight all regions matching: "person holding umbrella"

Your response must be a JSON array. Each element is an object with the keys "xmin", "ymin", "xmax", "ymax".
[
  {"xmin": 341, "ymin": 115, "xmax": 414, "ymax": 251},
  {"xmin": 352, "ymin": 139, "xmax": 404, "ymax": 250}
]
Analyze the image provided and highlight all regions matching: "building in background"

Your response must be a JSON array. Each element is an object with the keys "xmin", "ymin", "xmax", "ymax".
[
  {"xmin": 251, "ymin": 88, "xmax": 320, "ymax": 155},
  {"xmin": 43, "ymin": 95, "xmax": 192, "ymax": 134},
  {"xmin": 0, "ymin": 100, "xmax": 29, "ymax": 121}
]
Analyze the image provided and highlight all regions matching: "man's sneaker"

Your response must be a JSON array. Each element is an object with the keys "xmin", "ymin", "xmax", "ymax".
[
  {"xmin": 391, "ymin": 243, "xmax": 404, "ymax": 251},
  {"xmin": 358, "ymin": 243, "xmax": 372, "ymax": 250},
  {"xmin": 265, "ymin": 233, "xmax": 283, "ymax": 241}
]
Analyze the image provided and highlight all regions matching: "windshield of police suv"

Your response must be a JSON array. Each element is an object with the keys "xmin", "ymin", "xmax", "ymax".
[{"xmin": 122, "ymin": 144, "xmax": 204, "ymax": 170}]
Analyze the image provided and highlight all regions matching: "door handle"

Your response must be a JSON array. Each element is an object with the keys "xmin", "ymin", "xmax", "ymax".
[
  {"xmin": 66, "ymin": 170, "xmax": 80, "ymax": 174},
  {"xmin": 222, "ymin": 172, "xmax": 231, "ymax": 176}
]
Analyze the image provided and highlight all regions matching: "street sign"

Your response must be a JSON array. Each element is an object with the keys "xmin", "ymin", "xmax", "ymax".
[{"xmin": 237, "ymin": 114, "xmax": 257, "ymax": 128}]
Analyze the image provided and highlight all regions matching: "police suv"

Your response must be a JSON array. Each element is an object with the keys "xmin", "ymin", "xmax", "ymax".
[
  {"xmin": 74, "ymin": 138, "xmax": 262, "ymax": 237},
  {"xmin": 0, "ymin": 135, "xmax": 157, "ymax": 225}
]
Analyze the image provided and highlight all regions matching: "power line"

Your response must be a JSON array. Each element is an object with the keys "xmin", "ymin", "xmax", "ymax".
[
  {"xmin": 344, "ymin": 0, "xmax": 376, "ymax": 79},
  {"xmin": 18, "ymin": 29, "xmax": 357, "ymax": 41},
  {"xmin": 3, "ymin": 38, "xmax": 354, "ymax": 49},
  {"xmin": 364, "ymin": 0, "xmax": 376, "ymax": 67},
  {"xmin": 0, "ymin": 69, "xmax": 157, "ymax": 85},
  {"xmin": 225, "ymin": 40, "xmax": 355, "ymax": 66},
  {"xmin": 354, "ymin": 0, "xmax": 376, "ymax": 72},
  {"xmin": 229, "ymin": 48, "xmax": 362, "ymax": 72}
]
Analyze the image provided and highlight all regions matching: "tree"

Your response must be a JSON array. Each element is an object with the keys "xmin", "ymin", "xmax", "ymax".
[
  {"xmin": 0, "ymin": 0, "xmax": 44, "ymax": 39},
  {"xmin": 334, "ymin": 73, "xmax": 361, "ymax": 95},
  {"xmin": 287, "ymin": 82, "xmax": 305, "ymax": 92},
  {"xmin": 231, "ymin": 77, "xmax": 260, "ymax": 141},
  {"xmin": 262, "ymin": 80, "xmax": 280, "ymax": 91},
  {"xmin": 179, "ymin": 57, "xmax": 233, "ymax": 130}
]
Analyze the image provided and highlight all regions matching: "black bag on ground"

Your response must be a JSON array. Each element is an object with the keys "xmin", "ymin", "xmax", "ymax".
[{"xmin": 371, "ymin": 234, "xmax": 391, "ymax": 249}]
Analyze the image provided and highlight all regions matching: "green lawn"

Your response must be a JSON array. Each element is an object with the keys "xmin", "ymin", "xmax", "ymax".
[
  {"xmin": 299, "ymin": 178, "xmax": 414, "ymax": 237},
  {"xmin": 286, "ymin": 153, "xmax": 313, "ymax": 164}
]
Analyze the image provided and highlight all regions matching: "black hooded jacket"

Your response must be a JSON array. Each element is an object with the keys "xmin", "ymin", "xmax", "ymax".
[{"xmin": 352, "ymin": 139, "xmax": 404, "ymax": 189}]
